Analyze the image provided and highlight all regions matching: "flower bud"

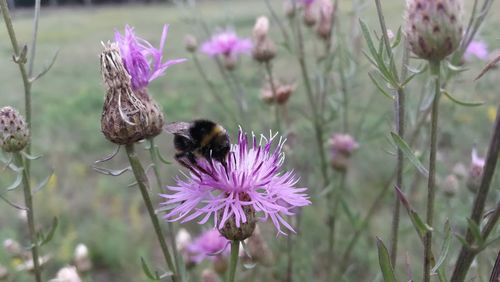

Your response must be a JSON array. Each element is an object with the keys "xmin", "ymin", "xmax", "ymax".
[
  {"xmin": 212, "ymin": 256, "xmax": 228, "ymax": 275},
  {"xmin": 441, "ymin": 174, "xmax": 459, "ymax": 197},
  {"xmin": 253, "ymin": 16, "xmax": 270, "ymax": 40},
  {"xmin": 252, "ymin": 16, "xmax": 276, "ymax": 63},
  {"xmin": 283, "ymin": 0, "xmax": 296, "ymax": 18},
  {"xmin": 218, "ymin": 193, "xmax": 256, "ymax": 241},
  {"xmin": 316, "ymin": 0, "xmax": 334, "ymax": 41},
  {"xmin": 223, "ymin": 55, "xmax": 237, "ymax": 71},
  {"xmin": 52, "ymin": 266, "xmax": 81, "ymax": 282},
  {"xmin": 261, "ymin": 81, "xmax": 295, "ymax": 105},
  {"xmin": 185, "ymin": 34, "xmax": 198, "ymax": 53},
  {"xmin": 404, "ymin": 0, "xmax": 463, "ymax": 61},
  {"xmin": 303, "ymin": 4, "xmax": 317, "ymax": 27},
  {"xmin": 202, "ymin": 269, "xmax": 219, "ymax": 282},
  {"xmin": 3, "ymin": 239, "xmax": 22, "ymax": 257},
  {"xmin": 466, "ymin": 148, "xmax": 484, "ymax": 193},
  {"xmin": 100, "ymin": 44, "xmax": 165, "ymax": 145},
  {"xmin": 329, "ymin": 133, "xmax": 359, "ymax": 172},
  {"xmin": 176, "ymin": 228, "xmax": 192, "ymax": 252},
  {"xmin": 0, "ymin": 106, "xmax": 29, "ymax": 152},
  {"xmin": 74, "ymin": 244, "xmax": 91, "ymax": 273},
  {"xmin": 243, "ymin": 225, "xmax": 274, "ymax": 266}
]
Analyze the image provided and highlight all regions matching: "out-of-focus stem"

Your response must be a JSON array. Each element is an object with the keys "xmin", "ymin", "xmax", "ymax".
[
  {"xmin": 147, "ymin": 138, "xmax": 181, "ymax": 281},
  {"xmin": 228, "ymin": 240, "xmax": 240, "ymax": 282},
  {"xmin": 329, "ymin": 172, "xmax": 346, "ymax": 271},
  {"xmin": 14, "ymin": 152, "xmax": 41, "ymax": 282},
  {"xmin": 424, "ymin": 60, "xmax": 441, "ymax": 282},
  {"xmin": 451, "ymin": 104, "xmax": 500, "ymax": 282},
  {"xmin": 124, "ymin": 144, "xmax": 177, "ymax": 282},
  {"xmin": 28, "ymin": 0, "xmax": 40, "ymax": 77},
  {"xmin": 264, "ymin": 61, "xmax": 281, "ymax": 131}
]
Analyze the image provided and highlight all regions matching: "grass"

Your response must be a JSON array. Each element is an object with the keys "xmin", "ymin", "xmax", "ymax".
[{"xmin": 1, "ymin": 0, "xmax": 500, "ymax": 281}]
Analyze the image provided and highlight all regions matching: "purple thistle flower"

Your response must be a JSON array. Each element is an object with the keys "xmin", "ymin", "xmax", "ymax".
[
  {"xmin": 186, "ymin": 229, "xmax": 230, "ymax": 263},
  {"xmin": 114, "ymin": 25, "xmax": 186, "ymax": 91},
  {"xmin": 201, "ymin": 30, "xmax": 252, "ymax": 59},
  {"xmin": 464, "ymin": 40, "xmax": 489, "ymax": 61},
  {"xmin": 301, "ymin": 0, "xmax": 315, "ymax": 6},
  {"xmin": 160, "ymin": 129, "xmax": 311, "ymax": 236}
]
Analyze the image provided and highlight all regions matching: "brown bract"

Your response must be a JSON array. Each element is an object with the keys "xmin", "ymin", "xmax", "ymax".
[{"xmin": 100, "ymin": 44, "xmax": 164, "ymax": 145}]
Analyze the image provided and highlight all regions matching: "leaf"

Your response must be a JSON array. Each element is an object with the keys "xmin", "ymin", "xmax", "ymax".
[
  {"xmin": 368, "ymin": 72, "xmax": 393, "ymax": 100},
  {"xmin": 431, "ymin": 220, "xmax": 451, "ymax": 275},
  {"xmin": 0, "ymin": 194, "xmax": 27, "ymax": 210},
  {"xmin": 92, "ymin": 166, "xmax": 131, "ymax": 176},
  {"xmin": 21, "ymin": 151, "xmax": 43, "ymax": 160},
  {"xmin": 38, "ymin": 217, "xmax": 58, "ymax": 247},
  {"xmin": 395, "ymin": 186, "xmax": 433, "ymax": 241},
  {"xmin": 475, "ymin": 54, "xmax": 500, "ymax": 80},
  {"xmin": 5, "ymin": 169, "xmax": 23, "ymax": 191},
  {"xmin": 376, "ymin": 237, "xmax": 397, "ymax": 282},
  {"xmin": 29, "ymin": 49, "xmax": 59, "ymax": 82},
  {"xmin": 156, "ymin": 147, "xmax": 171, "ymax": 165},
  {"xmin": 391, "ymin": 27, "xmax": 402, "ymax": 49},
  {"xmin": 140, "ymin": 257, "xmax": 161, "ymax": 280},
  {"xmin": 442, "ymin": 90, "xmax": 484, "ymax": 107},
  {"xmin": 446, "ymin": 61, "xmax": 468, "ymax": 73},
  {"xmin": 466, "ymin": 218, "xmax": 484, "ymax": 245},
  {"xmin": 390, "ymin": 132, "xmax": 429, "ymax": 178},
  {"xmin": 453, "ymin": 232, "xmax": 469, "ymax": 248},
  {"xmin": 94, "ymin": 146, "xmax": 120, "ymax": 164},
  {"xmin": 33, "ymin": 171, "xmax": 54, "ymax": 194},
  {"xmin": 477, "ymin": 235, "xmax": 500, "ymax": 253}
]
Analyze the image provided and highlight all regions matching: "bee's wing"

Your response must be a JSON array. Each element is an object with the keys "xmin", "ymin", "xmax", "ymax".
[{"xmin": 164, "ymin": 122, "xmax": 191, "ymax": 138}]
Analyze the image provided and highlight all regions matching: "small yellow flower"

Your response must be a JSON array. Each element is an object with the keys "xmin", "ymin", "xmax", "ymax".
[{"xmin": 487, "ymin": 106, "xmax": 497, "ymax": 123}]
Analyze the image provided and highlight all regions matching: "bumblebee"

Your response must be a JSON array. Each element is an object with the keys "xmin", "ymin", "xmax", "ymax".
[{"xmin": 164, "ymin": 119, "xmax": 230, "ymax": 174}]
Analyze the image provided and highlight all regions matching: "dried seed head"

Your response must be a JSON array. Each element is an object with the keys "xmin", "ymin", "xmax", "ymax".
[
  {"xmin": 466, "ymin": 147, "xmax": 484, "ymax": 193},
  {"xmin": 329, "ymin": 133, "xmax": 359, "ymax": 172},
  {"xmin": 284, "ymin": 0, "xmax": 297, "ymax": 18},
  {"xmin": 252, "ymin": 16, "xmax": 276, "ymax": 63},
  {"xmin": 253, "ymin": 16, "xmax": 270, "ymax": 41},
  {"xmin": 218, "ymin": 193, "xmax": 256, "ymax": 241},
  {"xmin": 243, "ymin": 225, "xmax": 274, "ymax": 266},
  {"xmin": 316, "ymin": 0, "xmax": 335, "ymax": 41},
  {"xmin": 303, "ymin": 3, "xmax": 318, "ymax": 27},
  {"xmin": 100, "ymin": 44, "xmax": 165, "ymax": 145},
  {"xmin": 202, "ymin": 269, "xmax": 219, "ymax": 282},
  {"xmin": 404, "ymin": 0, "xmax": 463, "ymax": 61},
  {"xmin": 441, "ymin": 174, "xmax": 459, "ymax": 197},
  {"xmin": 185, "ymin": 34, "xmax": 198, "ymax": 53},
  {"xmin": 261, "ymin": 81, "xmax": 296, "ymax": 105},
  {"xmin": 0, "ymin": 106, "xmax": 29, "ymax": 152}
]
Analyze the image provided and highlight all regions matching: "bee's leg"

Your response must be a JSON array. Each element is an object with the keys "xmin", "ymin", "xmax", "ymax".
[
  {"xmin": 185, "ymin": 153, "xmax": 215, "ymax": 178},
  {"xmin": 175, "ymin": 153, "xmax": 202, "ymax": 179}
]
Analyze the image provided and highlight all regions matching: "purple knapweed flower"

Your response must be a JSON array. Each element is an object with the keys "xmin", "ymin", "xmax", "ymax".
[
  {"xmin": 114, "ymin": 25, "xmax": 186, "ymax": 91},
  {"xmin": 464, "ymin": 40, "xmax": 489, "ymax": 61},
  {"xmin": 186, "ymin": 229, "xmax": 230, "ymax": 263},
  {"xmin": 329, "ymin": 133, "xmax": 359, "ymax": 171},
  {"xmin": 301, "ymin": 0, "xmax": 315, "ymax": 6},
  {"xmin": 160, "ymin": 129, "xmax": 310, "ymax": 236},
  {"xmin": 201, "ymin": 30, "xmax": 252, "ymax": 59}
]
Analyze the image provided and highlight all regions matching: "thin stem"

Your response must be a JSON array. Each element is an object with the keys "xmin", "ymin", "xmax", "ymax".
[
  {"xmin": 451, "ymin": 104, "xmax": 500, "ymax": 281},
  {"xmin": 124, "ymin": 144, "xmax": 177, "ymax": 282},
  {"xmin": 329, "ymin": 172, "xmax": 346, "ymax": 273},
  {"xmin": 263, "ymin": 61, "xmax": 281, "ymax": 131},
  {"xmin": 28, "ymin": 0, "xmax": 41, "ymax": 77},
  {"xmin": 228, "ymin": 240, "xmax": 240, "ymax": 282},
  {"xmin": 424, "ymin": 60, "xmax": 441, "ymax": 282},
  {"xmin": 147, "ymin": 138, "xmax": 181, "ymax": 281},
  {"xmin": 14, "ymin": 152, "xmax": 41, "ymax": 282}
]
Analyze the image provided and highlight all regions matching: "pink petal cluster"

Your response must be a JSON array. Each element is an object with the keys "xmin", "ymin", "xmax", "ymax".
[
  {"xmin": 329, "ymin": 133, "xmax": 359, "ymax": 155},
  {"xmin": 114, "ymin": 25, "xmax": 186, "ymax": 91},
  {"xmin": 464, "ymin": 40, "xmax": 489, "ymax": 61},
  {"xmin": 186, "ymin": 229, "xmax": 230, "ymax": 263},
  {"xmin": 201, "ymin": 30, "xmax": 252, "ymax": 59},
  {"xmin": 471, "ymin": 147, "xmax": 485, "ymax": 176},
  {"xmin": 160, "ymin": 129, "xmax": 311, "ymax": 235}
]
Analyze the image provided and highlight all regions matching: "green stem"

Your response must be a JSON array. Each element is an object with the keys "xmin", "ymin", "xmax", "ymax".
[
  {"xmin": 424, "ymin": 60, "xmax": 441, "ymax": 282},
  {"xmin": 228, "ymin": 240, "xmax": 240, "ymax": 282},
  {"xmin": 147, "ymin": 138, "xmax": 182, "ymax": 281},
  {"xmin": 124, "ymin": 144, "xmax": 177, "ymax": 282},
  {"xmin": 263, "ymin": 61, "xmax": 281, "ymax": 131},
  {"xmin": 329, "ymin": 172, "xmax": 346, "ymax": 274},
  {"xmin": 14, "ymin": 152, "xmax": 41, "ymax": 282}
]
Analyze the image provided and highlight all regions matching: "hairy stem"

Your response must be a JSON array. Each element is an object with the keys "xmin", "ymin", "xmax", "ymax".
[
  {"xmin": 147, "ymin": 138, "xmax": 181, "ymax": 281},
  {"xmin": 424, "ymin": 60, "xmax": 441, "ymax": 282},
  {"xmin": 124, "ymin": 144, "xmax": 177, "ymax": 282},
  {"xmin": 228, "ymin": 240, "xmax": 240, "ymax": 282},
  {"xmin": 14, "ymin": 152, "xmax": 42, "ymax": 282},
  {"xmin": 264, "ymin": 61, "xmax": 281, "ymax": 131},
  {"xmin": 451, "ymin": 104, "xmax": 500, "ymax": 281}
]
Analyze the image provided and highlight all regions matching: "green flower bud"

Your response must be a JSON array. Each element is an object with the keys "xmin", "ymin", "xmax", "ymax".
[
  {"xmin": 0, "ymin": 107, "xmax": 29, "ymax": 152},
  {"xmin": 218, "ymin": 193, "xmax": 256, "ymax": 241},
  {"xmin": 404, "ymin": 0, "xmax": 463, "ymax": 61}
]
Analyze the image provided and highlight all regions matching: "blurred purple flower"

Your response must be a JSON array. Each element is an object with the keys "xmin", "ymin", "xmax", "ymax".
[
  {"xmin": 301, "ymin": 0, "xmax": 315, "ymax": 6},
  {"xmin": 464, "ymin": 40, "xmax": 489, "ymax": 61},
  {"xmin": 160, "ymin": 129, "xmax": 310, "ymax": 235},
  {"xmin": 329, "ymin": 133, "xmax": 359, "ymax": 155},
  {"xmin": 201, "ymin": 30, "xmax": 252, "ymax": 59},
  {"xmin": 114, "ymin": 25, "xmax": 186, "ymax": 91},
  {"xmin": 186, "ymin": 229, "xmax": 229, "ymax": 263},
  {"xmin": 471, "ymin": 147, "xmax": 485, "ymax": 171}
]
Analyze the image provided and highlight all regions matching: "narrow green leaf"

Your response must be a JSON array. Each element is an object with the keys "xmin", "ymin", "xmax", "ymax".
[
  {"xmin": 368, "ymin": 73, "xmax": 393, "ymax": 100},
  {"xmin": 391, "ymin": 27, "xmax": 402, "ymax": 49},
  {"xmin": 92, "ymin": 166, "xmax": 131, "ymax": 176},
  {"xmin": 5, "ymin": 170, "xmax": 23, "ymax": 191},
  {"xmin": 446, "ymin": 61, "xmax": 468, "ymax": 73},
  {"xmin": 431, "ymin": 221, "xmax": 452, "ymax": 274},
  {"xmin": 395, "ymin": 186, "xmax": 433, "ymax": 242},
  {"xmin": 155, "ymin": 147, "xmax": 171, "ymax": 165},
  {"xmin": 477, "ymin": 235, "xmax": 500, "ymax": 253},
  {"xmin": 33, "ymin": 171, "xmax": 54, "ymax": 194},
  {"xmin": 442, "ymin": 90, "xmax": 484, "ymax": 107},
  {"xmin": 21, "ymin": 151, "xmax": 43, "ymax": 160},
  {"xmin": 454, "ymin": 232, "xmax": 469, "ymax": 248},
  {"xmin": 39, "ymin": 217, "xmax": 58, "ymax": 247},
  {"xmin": 466, "ymin": 218, "xmax": 484, "ymax": 245},
  {"xmin": 390, "ymin": 132, "xmax": 429, "ymax": 178},
  {"xmin": 376, "ymin": 237, "xmax": 397, "ymax": 282},
  {"xmin": 140, "ymin": 257, "xmax": 160, "ymax": 280},
  {"xmin": 359, "ymin": 20, "xmax": 378, "ymax": 59}
]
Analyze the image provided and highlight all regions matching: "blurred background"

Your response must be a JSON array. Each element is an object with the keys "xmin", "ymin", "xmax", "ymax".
[{"xmin": 0, "ymin": 0, "xmax": 499, "ymax": 281}]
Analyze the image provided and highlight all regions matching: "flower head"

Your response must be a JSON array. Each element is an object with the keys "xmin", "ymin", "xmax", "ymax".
[
  {"xmin": 161, "ymin": 129, "xmax": 310, "ymax": 236},
  {"xmin": 465, "ymin": 40, "xmax": 488, "ymax": 61},
  {"xmin": 467, "ymin": 147, "xmax": 485, "ymax": 192},
  {"xmin": 201, "ymin": 30, "xmax": 252, "ymax": 59},
  {"xmin": 329, "ymin": 133, "xmax": 359, "ymax": 171},
  {"xmin": 114, "ymin": 25, "xmax": 186, "ymax": 91},
  {"xmin": 0, "ymin": 106, "xmax": 29, "ymax": 152},
  {"xmin": 186, "ymin": 229, "xmax": 230, "ymax": 263}
]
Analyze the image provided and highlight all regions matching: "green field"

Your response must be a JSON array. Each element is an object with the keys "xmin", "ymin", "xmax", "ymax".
[{"xmin": 1, "ymin": 0, "xmax": 499, "ymax": 281}]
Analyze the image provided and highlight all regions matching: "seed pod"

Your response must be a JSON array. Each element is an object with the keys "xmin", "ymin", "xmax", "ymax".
[
  {"xmin": 218, "ymin": 193, "xmax": 256, "ymax": 241},
  {"xmin": 329, "ymin": 133, "xmax": 359, "ymax": 172},
  {"xmin": 0, "ymin": 107, "xmax": 29, "ymax": 152},
  {"xmin": 404, "ymin": 0, "xmax": 463, "ymax": 61},
  {"xmin": 185, "ymin": 34, "xmax": 198, "ymax": 53},
  {"xmin": 100, "ymin": 44, "xmax": 164, "ymax": 145}
]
